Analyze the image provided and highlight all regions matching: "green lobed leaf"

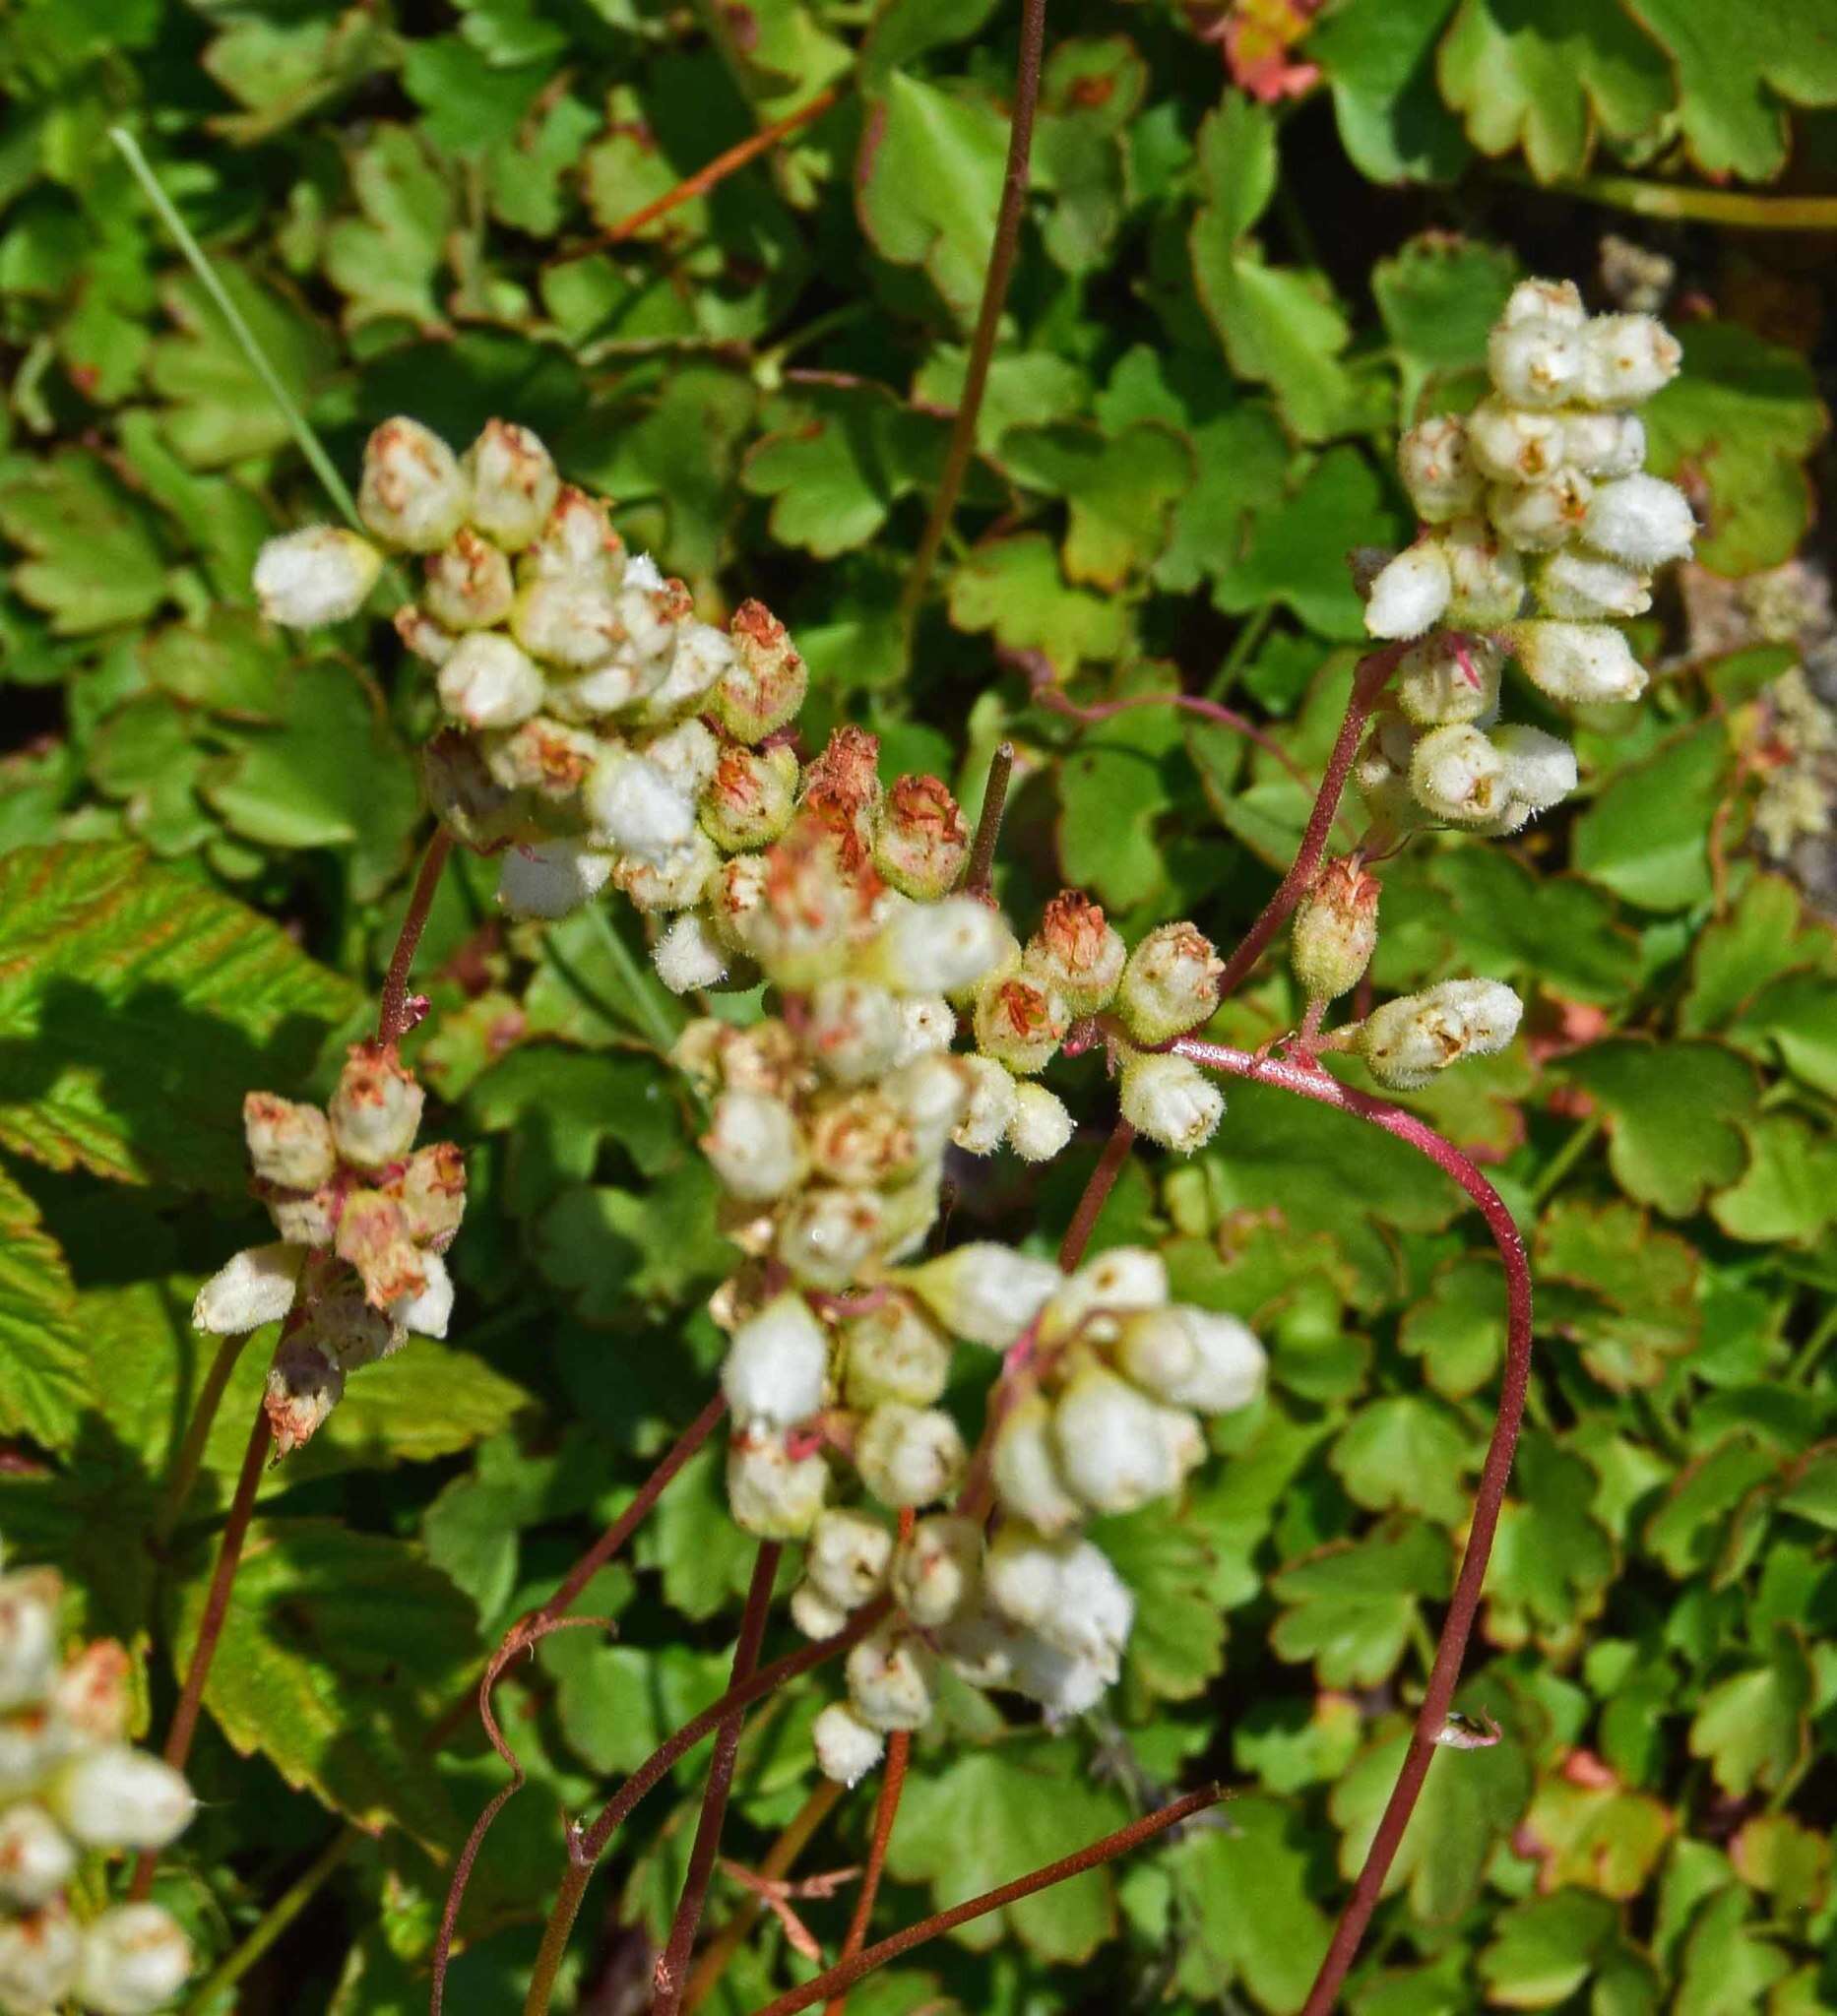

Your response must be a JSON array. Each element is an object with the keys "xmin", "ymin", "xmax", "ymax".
[{"xmin": 0, "ymin": 1161, "xmax": 92, "ymax": 1451}]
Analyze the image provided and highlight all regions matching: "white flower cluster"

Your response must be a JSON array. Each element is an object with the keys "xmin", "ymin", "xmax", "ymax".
[
  {"xmin": 1359, "ymin": 279, "xmax": 1692, "ymax": 838},
  {"xmin": 796, "ymin": 1244, "xmax": 1266, "ymax": 1784},
  {"xmin": 191, "ymin": 1047, "xmax": 466, "ymax": 1455},
  {"xmin": 0, "ymin": 1550, "xmax": 193, "ymax": 2014}
]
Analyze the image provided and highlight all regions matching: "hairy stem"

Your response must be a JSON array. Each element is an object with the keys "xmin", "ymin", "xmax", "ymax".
[
  {"xmin": 746, "ymin": 1785, "xmax": 1228, "ymax": 2016},
  {"xmin": 1056, "ymin": 1117, "xmax": 1136, "ymax": 1271},
  {"xmin": 181, "ymin": 1827, "xmax": 357, "ymax": 2012},
  {"xmin": 896, "ymin": 0, "xmax": 1048, "ymax": 639},
  {"xmin": 154, "ymin": 1331, "xmax": 252, "ymax": 1549},
  {"xmin": 596, "ymin": 89, "xmax": 840, "ymax": 245},
  {"xmin": 653, "ymin": 1543, "xmax": 785, "ymax": 2016},
  {"xmin": 524, "ymin": 1602, "xmax": 891, "ymax": 2015},
  {"xmin": 1162, "ymin": 1038, "xmax": 1533, "ymax": 2015},
  {"xmin": 131, "ymin": 1398, "xmax": 272, "ymax": 1900},
  {"xmin": 961, "ymin": 742, "xmax": 1015, "ymax": 899},
  {"xmin": 377, "ymin": 829, "xmax": 454, "ymax": 1047},
  {"xmin": 682, "ymin": 1782, "xmax": 846, "ymax": 2011},
  {"xmin": 1213, "ymin": 646, "xmax": 1402, "ymax": 1005}
]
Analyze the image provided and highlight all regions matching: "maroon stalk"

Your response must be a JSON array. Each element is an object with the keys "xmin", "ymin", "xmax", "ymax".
[
  {"xmin": 1056, "ymin": 1116, "xmax": 1137, "ymax": 1272},
  {"xmin": 1163, "ymin": 1036, "xmax": 1533, "ymax": 2014},
  {"xmin": 131, "ymin": 1398, "xmax": 272, "ymax": 1900},
  {"xmin": 653, "ymin": 1542, "xmax": 786, "ymax": 2016},
  {"xmin": 745, "ymin": 1784, "xmax": 1229, "ymax": 2016},
  {"xmin": 896, "ymin": 0, "xmax": 1049, "ymax": 638},
  {"xmin": 523, "ymin": 1600, "xmax": 893, "ymax": 2015},
  {"xmin": 960, "ymin": 742, "xmax": 1015, "ymax": 900},
  {"xmin": 377, "ymin": 828, "xmax": 454, "ymax": 1046}
]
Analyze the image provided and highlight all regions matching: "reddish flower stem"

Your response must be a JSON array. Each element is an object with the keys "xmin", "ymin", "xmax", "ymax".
[
  {"xmin": 653, "ymin": 1543, "xmax": 786, "ymax": 2016},
  {"xmin": 1033, "ymin": 683, "xmax": 1318, "ymax": 800},
  {"xmin": 1056, "ymin": 1117, "xmax": 1137, "ymax": 1271},
  {"xmin": 1162, "ymin": 1036, "xmax": 1533, "ymax": 2015},
  {"xmin": 377, "ymin": 828, "xmax": 454, "ymax": 1046},
  {"xmin": 595, "ymin": 88, "xmax": 840, "ymax": 246},
  {"xmin": 1212, "ymin": 646, "xmax": 1403, "ymax": 1005},
  {"xmin": 961, "ymin": 742, "xmax": 1015, "ymax": 899},
  {"xmin": 897, "ymin": 0, "xmax": 1049, "ymax": 638},
  {"xmin": 745, "ymin": 1784, "xmax": 1228, "ymax": 2016},
  {"xmin": 130, "ymin": 1397, "xmax": 272, "ymax": 1900},
  {"xmin": 523, "ymin": 1601, "xmax": 892, "ymax": 2015}
]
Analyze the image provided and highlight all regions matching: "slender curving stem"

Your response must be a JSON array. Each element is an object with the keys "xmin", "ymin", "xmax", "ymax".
[
  {"xmin": 523, "ymin": 1601, "xmax": 892, "ymax": 2015},
  {"xmin": 132, "ymin": 1398, "xmax": 273, "ymax": 1900},
  {"xmin": 377, "ymin": 828, "xmax": 454, "ymax": 1047},
  {"xmin": 1162, "ymin": 1037, "xmax": 1533, "ymax": 2015},
  {"xmin": 153, "ymin": 1330, "xmax": 252, "ymax": 1549},
  {"xmin": 654, "ymin": 1543, "xmax": 786, "ymax": 2016},
  {"xmin": 897, "ymin": 0, "xmax": 1049, "ymax": 639},
  {"xmin": 1056, "ymin": 1117, "xmax": 1137, "ymax": 1272},
  {"xmin": 745, "ymin": 1785, "xmax": 1229, "ymax": 2016}
]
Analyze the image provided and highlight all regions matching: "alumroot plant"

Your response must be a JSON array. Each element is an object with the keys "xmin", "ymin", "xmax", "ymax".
[{"xmin": 164, "ymin": 273, "xmax": 1693, "ymax": 2015}]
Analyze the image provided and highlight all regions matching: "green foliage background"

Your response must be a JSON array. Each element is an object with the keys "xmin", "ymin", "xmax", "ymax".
[{"xmin": 3, "ymin": 0, "xmax": 1837, "ymax": 2010}]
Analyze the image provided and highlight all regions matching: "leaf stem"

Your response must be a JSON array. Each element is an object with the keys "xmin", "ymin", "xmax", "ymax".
[
  {"xmin": 1516, "ymin": 167, "xmax": 1837, "ymax": 232},
  {"xmin": 743, "ymin": 1784, "xmax": 1228, "ymax": 2016},
  {"xmin": 153, "ymin": 1331, "xmax": 252, "ymax": 1549},
  {"xmin": 1787, "ymin": 1300, "xmax": 1837, "ymax": 1388},
  {"xmin": 377, "ymin": 829, "xmax": 454, "ymax": 1048},
  {"xmin": 108, "ymin": 128, "xmax": 363, "ymax": 533},
  {"xmin": 653, "ymin": 1543, "xmax": 785, "ymax": 2016},
  {"xmin": 583, "ymin": 899, "xmax": 687, "ymax": 1054},
  {"xmin": 132, "ymin": 1397, "xmax": 273, "ymax": 1901},
  {"xmin": 1157, "ymin": 1036, "xmax": 1532, "ymax": 2016},
  {"xmin": 896, "ymin": 0, "xmax": 1049, "ymax": 642},
  {"xmin": 181, "ymin": 1827, "xmax": 357, "ymax": 2013},
  {"xmin": 1527, "ymin": 1110, "xmax": 1602, "ymax": 1208}
]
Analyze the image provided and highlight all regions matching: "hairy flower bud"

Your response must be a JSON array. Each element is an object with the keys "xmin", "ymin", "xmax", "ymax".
[
  {"xmin": 642, "ymin": 622, "xmax": 734, "ymax": 723},
  {"xmin": 1364, "ymin": 540, "xmax": 1452, "ymax": 640},
  {"xmin": 805, "ymin": 979, "xmax": 902, "ymax": 1086},
  {"xmin": 264, "ymin": 1334, "xmax": 345, "ymax": 1456},
  {"xmin": 437, "ymin": 632, "xmax": 545, "ymax": 729},
  {"xmin": 390, "ymin": 1250, "xmax": 454, "ymax": 1340},
  {"xmin": 702, "ymin": 1090, "xmax": 805, "ymax": 1202},
  {"xmin": 330, "ymin": 1046, "xmax": 423, "ymax": 1167},
  {"xmin": 1116, "ymin": 1306, "xmax": 1266, "ymax": 1413},
  {"xmin": 892, "ymin": 1515, "xmax": 982, "ymax": 1628},
  {"xmin": 1409, "ymin": 723, "xmax": 1510, "ymax": 825},
  {"xmin": 242, "ymin": 1093, "xmax": 337, "ymax": 1193},
  {"xmin": 1397, "ymin": 415, "xmax": 1483, "ymax": 523},
  {"xmin": 1291, "ymin": 856, "xmax": 1380, "ymax": 1002},
  {"xmin": 813, "ymin": 1701, "xmax": 885, "ymax": 1786},
  {"xmin": 723, "ymin": 1293, "xmax": 830, "ymax": 1429},
  {"xmin": 699, "ymin": 743, "xmax": 798, "ymax": 852},
  {"xmin": 585, "ymin": 751, "xmax": 696, "ymax": 865},
  {"xmin": 807, "ymin": 1091, "xmax": 917, "ymax": 1189},
  {"xmin": 1054, "ymin": 1363, "xmax": 1197, "ymax": 1513},
  {"xmin": 47, "ymin": 1746, "xmax": 193, "ymax": 1851},
  {"xmin": 0, "ymin": 1906, "xmax": 81, "ymax": 2012},
  {"xmin": 892, "ymin": 993, "xmax": 956, "ymax": 1066},
  {"xmin": 1532, "ymin": 549, "xmax": 1653, "ymax": 621},
  {"xmin": 855, "ymin": 1404, "xmax": 967, "ymax": 1509},
  {"xmin": 395, "ymin": 1143, "xmax": 466, "ymax": 1247},
  {"xmin": 727, "ymin": 1425, "xmax": 828, "ymax": 1539},
  {"xmin": 0, "ymin": 1571, "xmax": 59, "ymax": 1714},
  {"xmin": 805, "ymin": 1509, "xmax": 893, "ymax": 1611},
  {"xmin": 1562, "ymin": 410, "xmax": 1645, "ymax": 479},
  {"xmin": 1116, "ymin": 923, "xmax": 1223, "ymax": 1044},
  {"xmin": 792, "ymin": 1581, "xmax": 850, "ymax": 1641},
  {"xmin": 1358, "ymin": 978, "xmax": 1524, "ymax": 1089},
  {"xmin": 74, "ymin": 1903, "xmax": 193, "ymax": 2016},
  {"xmin": 1485, "ymin": 470, "xmax": 1592, "ymax": 551},
  {"xmin": 1025, "ymin": 891, "xmax": 1126, "ymax": 1016},
  {"xmin": 845, "ymin": 1623, "xmax": 937, "ymax": 1733},
  {"xmin": 463, "ymin": 419, "xmax": 560, "ymax": 550},
  {"xmin": 871, "ymin": 776, "xmax": 969, "ymax": 899},
  {"xmin": 496, "ymin": 838, "xmax": 615, "ymax": 918},
  {"xmin": 990, "ymin": 1395, "xmax": 1084, "ymax": 1534},
  {"xmin": 252, "ymin": 527, "xmax": 382, "ymax": 628},
  {"xmin": 335, "ymin": 1189, "xmax": 425, "ymax": 1310},
  {"xmin": 1117, "ymin": 1050, "xmax": 1224, "ymax": 1155},
  {"xmin": 50, "ymin": 1641, "xmax": 131, "ymax": 1747},
  {"xmin": 423, "ymin": 528, "xmax": 514, "ymax": 631},
  {"xmin": 840, "ymin": 1299, "xmax": 952, "ymax": 1410},
  {"xmin": 1007, "ymin": 1083, "xmax": 1074, "ymax": 1164},
  {"xmin": 0, "ymin": 1803, "xmax": 76, "ymax": 1911},
  {"xmin": 612, "ymin": 830, "xmax": 719, "ymax": 914},
  {"xmin": 1464, "ymin": 399, "xmax": 1564, "ymax": 485},
  {"xmin": 1581, "ymin": 313, "xmax": 1682, "ymax": 406},
  {"xmin": 1488, "ymin": 315, "xmax": 1587, "ymax": 408},
  {"xmin": 1500, "ymin": 278, "xmax": 1585, "ymax": 329},
  {"xmin": 510, "ymin": 576, "xmax": 626, "ymax": 676},
  {"xmin": 863, "ymin": 897, "xmax": 1011, "ymax": 995},
  {"xmin": 1582, "ymin": 473, "xmax": 1694, "ymax": 568},
  {"xmin": 395, "ymin": 602, "xmax": 457, "ymax": 666},
  {"xmin": 1511, "ymin": 619, "xmax": 1647, "ymax": 705},
  {"xmin": 1394, "ymin": 634, "xmax": 1502, "ymax": 726},
  {"xmin": 714, "ymin": 600, "xmax": 806, "ymax": 741},
  {"xmin": 1442, "ymin": 517, "xmax": 1526, "ymax": 627},
  {"xmin": 896, "ymin": 1243, "xmax": 1061, "ymax": 1349},
  {"xmin": 358, "ymin": 417, "xmax": 470, "ymax": 551},
  {"xmin": 1491, "ymin": 724, "xmax": 1578, "ymax": 821},
  {"xmin": 776, "ymin": 1186, "xmax": 887, "ymax": 1292},
  {"xmin": 191, "ymin": 1242, "xmax": 305, "ymax": 1336},
  {"xmin": 654, "ymin": 914, "xmax": 730, "ymax": 994},
  {"xmin": 972, "ymin": 974, "xmax": 1069, "ymax": 1075},
  {"xmin": 984, "ymin": 1527, "xmax": 1132, "ymax": 1676},
  {"xmin": 883, "ymin": 1056, "xmax": 966, "ymax": 1162},
  {"xmin": 523, "ymin": 485, "xmax": 623, "ymax": 584}
]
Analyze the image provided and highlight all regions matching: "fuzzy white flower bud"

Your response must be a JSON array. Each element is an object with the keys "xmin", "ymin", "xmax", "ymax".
[
  {"xmin": 1533, "ymin": 550, "xmax": 1653, "ymax": 621},
  {"xmin": 1493, "ymin": 724, "xmax": 1579, "ymax": 816},
  {"xmin": 1116, "ymin": 923, "xmax": 1223, "ymax": 1045},
  {"xmin": 74, "ymin": 1904, "xmax": 193, "ymax": 2016},
  {"xmin": 776, "ymin": 1186, "xmax": 888, "ymax": 1292},
  {"xmin": 1500, "ymin": 278, "xmax": 1585, "ymax": 329},
  {"xmin": 47, "ymin": 1746, "xmax": 194, "ymax": 1851},
  {"xmin": 805, "ymin": 1509, "xmax": 893, "ymax": 1611},
  {"xmin": 0, "ymin": 1570, "xmax": 59, "ymax": 1716},
  {"xmin": 1052, "ymin": 1365, "xmax": 1196, "ymax": 1514},
  {"xmin": 867, "ymin": 897, "xmax": 1011, "ymax": 995},
  {"xmin": 1409, "ymin": 723, "xmax": 1510, "ymax": 825},
  {"xmin": 840, "ymin": 1299, "xmax": 952, "ymax": 1410},
  {"xmin": 891, "ymin": 1516, "xmax": 980, "ymax": 1629},
  {"xmin": 699, "ymin": 743, "xmax": 798, "ymax": 852},
  {"xmin": 642, "ymin": 622, "xmax": 734, "ymax": 723},
  {"xmin": 845, "ymin": 1624, "xmax": 937, "ymax": 1733},
  {"xmin": 714, "ymin": 601, "xmax": 807, "ymax": 742},
  {"xmin": 241, "ymin": 1094, "xmax": 337, "ymax": 1193},
  {"xmin": 524, "ymin": 485, "xmax": 623, "ymax": 585},
  {"xmin": 1464, "ymin": 399, "xmax": 1565, "ymax": 485},
  {"xmin": 855, "ymin": 1404, "xmax": 967, "ymax": 1509},
  {"xmin": 0, "ymin": 1802, "xmax": 77, "ymax": 1910},
  {"xmin": 1562, "ymin": 410, "xmax": 1645, "ymax": 478},
  {"xmin": 1486, "ymin": 471, "xmax": 1592, "ymax": 552},
  {"xmin": 723, "ymin": 1293, "xmax": 830, "ymax": 1429},
  {"xmin": 1291, "ymin": 856, "xmax": 1380, "ymax": 1002},
  {"xmin": 703, "ymin": 1091, "xmax": 805, "ymax": 1203},
  {"xmin": 613, "ymin": 830, "xmax": 718, "ymax": 914},
  {"xmin": 896, "ymin": 1243, "xmax": 1061, "ymax": 1349},
  {"xmin": 1039, "ymin": 1248, "xmax": 1169, "ymax": 1352},
  {"xmin": 329, "ymin": 1047, "xmax": 423, "ymax": 1167},
  {"xmin": 727, "ymin": 1426, "xmax": 828, "ymax": 1539},
  {"xmin": 654, "ymin": 913, "xmax": 730, "ymax": 994},
  {"xmin": 985, "ymin": 1527, "xmax": 1132, "ymax": 1675},
  {"xmin": 421, "ymin": 528, "xmax": 514, "ymax": 633},
  {"xmin": 1488, "ymin": 316, "xmax": 1586, "ymax": 408},
  {"xmin": 792, "ymin": 1582, "xmax": 851, "ymax": 1641},
  {"xmin": 495, "ymin": 839, "xmax": 616, "ymax": 918},
  {"xmin": 1117, "ymin": 1306, "xmax": 1266, "ymax": 1413},
  {"xmin": 813, "ymin": 1701, "xmax": 885, "ymax": 1786},
  {"xmin": 1364, "ymin": 541, "xmax": 1452, "ymax": 640},
  {"xmin": 1024, "ymin": 892, "xmax": 1125, "ymax": 1016},
  {"xmin": 357, "ymin": 417, "xmax": 469, "ymax": 551},
  {"xmin": 1581, "ymin": 313, "xmax": 1682, "ymax": 406},
  {"xmin": 990, "ymin": 1394, "xmax": 1084, "ymax": 1534},
  {"xmin": 1582, "ymin": 473, "xmax": 1694, "ymax": 568},
  {"xmin": 1397, "ymin": 416, "xmax": 1483, "ymax": 523},
  {"xmin": 892, "ymin": 994, "xmax": 956, "ymax": 1066},
  {"xmin": 948, "ymin": 1055, "xmax": 1015, "ymax": 1156},
  {"xmin": 389, "ymin": 1251, "xmax": 454, "ymax": 1341},
  {"xmin": 191, "ymin": 1242, "xmax": 305, "ymax": 1336},
  {"xmin": 1358, "ymin": 978, "xmax": 1523, "ymax": 1090},
  {"xmin": 1511, "ymin": 619, "xmax": 1647, "ymax": 705},
  {"xmin": 436, "ymin": 632, "xmax": 545, "ymax": 729},
  {"xmin": 1007, "ymin": 1083, "xmax": 1074, "ymax": 1164},
  {"xmin": 252, "ymin": 527, "xmax": 382, "ymax": 629},
  {"xmin": 1118, "ymin": 1050, "xmax": 1224, "ymax": 1155},
  {"xmin": 463, "ymin": 419, "xmax": 559, "ymax": 550},
  {"xmin": 585, "ymin": 751, "xmax": 696, "ymax": 865},
  {"xmin": 0, "ymin": 1906, "xmax": 81, "ymax": 2012},
  {"xmin": 1442, "ymin": 517, "xmax": 1526, "ymax": 627},
  {"xmin": 805, "ymin": 979, "xmax": 902, "ymax": 1086},
  {"xmin": 1394, "ymin": 635, "xmax": 1502, "ymax": 726},
  {"xmin": 884, "ymin": 1056, "xmax": 968, "ymax": 1162}
]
